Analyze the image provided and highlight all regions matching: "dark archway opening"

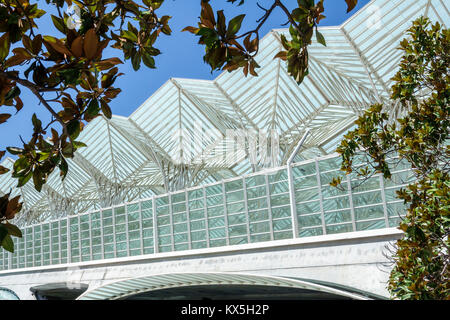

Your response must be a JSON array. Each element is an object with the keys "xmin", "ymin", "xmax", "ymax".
[{"xmin": 122, "ymin": 284, "xmax": 352, "ymax": 300}]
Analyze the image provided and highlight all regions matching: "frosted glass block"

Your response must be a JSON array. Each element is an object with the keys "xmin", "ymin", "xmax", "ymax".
[
  {"xmin": 250, "ymin": 233, "xmax": 271, "ymax": 243},
  {"xmin": 351, "ymin": 177, "xmax": 379, "ymax": 195},
  {"xmin": 206, "ymin": 184, "xmax": 223, "ymax": 196},
  {"xmin": 323, "ymin": 197, "xmax": 350, "ymax": 211},
  {"xmin": 142, "ymin": 229, "xmax": 153, "ymax": 238},
  {"xmin": 326, "ymin": 224, "xmax": 353, "ymax": 234},
  {"xmin": 268, "ymin": 169, "xmax": 287, "ymax": 182},
  {"xmin": 128, "ymin": 212, "xmax": 139, "ymax": 222},
  {"xmin": 293, "ymin": 162, "xmax": 316, "ymax": 177},
  {"xmin": 103, "ymin": 235, "xmax": 114, "ymax": 244},
  {"xmin": 157, "ymin": 216, "xmax": 170, "ymax": 226},
  {"xmin": 245, "ymin": 175, "xmax": 265, "ymax": 188},
  {"xmin": 355, "ymin": 205, "xmax": 384, "ymax": 221},
  {"xmin": 269, "ymin": 181, "xmax": 289, "ymax": 195},
  {"xmin": 116, "ymin": 242, "xmax": 127, "ymax": 251},
  {"xmin": 227, "ymin": 202, "xmax": 244, "ymax": 214},
  {"xmin": 190, "ymin": 220, "xmax": 205, "ymax": 231},
  {"xmin": 115, "ymin": 215, "xmax": 126, "ymax": 224},
  {"xmin": 127, "ymin": 203, "xmax": 139, "ymax": 213},
  {"xmin": 250, "ymin": 221, "xmax": 270, "ymax": 234},
  {"xmin": 174, "ymin": 223, "xmax": 188, "ymax": 233},
  {"xmin": 389, "ymin": 217, "xmax": 403, "ymax": 227},
  {"xmin": 228, "ymin": 225, "xmax": 247, "ymax": 236},
  {"xmin": 129, "ymin": 249, "xmax": 140, "ymax": 257},
  {"xmin": 353, "ymin": 191, "xmax": 382, "ymax": 207},
  {"xmin": 225, "ymin": 179, "xmax": 243, "ymax": 192},
  {"xmin": 157, "ymin": 225, "xmax": 171, "ymax": 236},
  {"xmin": 384, "ymin": 171, "xmax": 415, "ymax": 187},
  {"xmin": 158, "ymin": 245, "xmax": 172, "ymax": 252},
  {"xmin": 324, "ymin": 210, "xmax": 352, "ymax": 224},
  {"xmin": 91, "ymin": 211, "xmax": 101, "ymax": 220},
  {"xmin": 320, "ymin": 171, "xmax": 341, "ymax": 186},
  {"xmin": 103, "ymin": 226, "xmax": 113, "ymax": 235},
  {"xmin": 175, "ymin": 243, "xmax": 189, "ymax": 251},
  {"xmin": 91, "ymin": 237, "xmax": 102, "ymax": 246},
  {"xmin": 156, "ymin": 205, "xmax": 169, "ymax": 215},
  {"xmin": 209, "ymin": 228, "xmax": 226, "ymax": 239},
  {"xmin": 191, "ymin": 230, "xmax": 206, "ymax": 241},
  {"xmin": 191, "ymin": 241, "xmax": 207, "ymax": 249},
  {"xmin": 142, "ymin": 220, "xmax": 153, "ymax": 228},
  {"xmin": 384, "ymin": 187, "xmax": 401, "ymax": 202},
  {"xmin": 141, "ymin": 200, "xmax": 153, "ymax": 210},
  {"xmin": 128, "ymin": 221, "xmax": 139, "ymax": 231},
  {"xmin": 103, "ymin": 217, "xmax": 113, "ymax": 226},
  {"xmin": 298, "ymin": 214, "xmax": 322, "ymax": 228},
  {"xmin": 208, "ymin": 217, "xmax": 225, "ymax": 228},
  {"xmin": 270, "ymin": 194, "xmax": 289, "ymax": 206},
  {"xmin": 174, "ymin": 233, "xmax": 188, "ymax": 243},
  {"xmin": 229, "ymin": 236, "xmax": 247, "ymax": 245},
  {"xmin": 158, "ymin": 235, "xmax": 171, "ymax": 245},
  {"xmin": 128, "ymin": 231, "xmax": 140, "ymax": 240},
  {"xmin": 143, "ymin": 238, "xmax": 153, "ymax": 248},
  {"xmin": 189, "ymin": 199, "xmax": 203, "ymax": 210},
  {"xmin": 70, "ymin": 233, "xmax": 79, "ymax": 241},
  {"xmin": 156, "ymin": 196, "xmax": 169, "ymax": 206},
  {"xmin": 226, "ymin": 191, "xmax": 243, "ymax": 203},
  {"xmin": 115, "ymin": 224, "xmax": 126, "ymax": 233},
  {"xmin": 387, "ymin": 202, "xmax": 408, "ymax": 217},
  {"xmin": 114, "ymin": 206, "xmax": 125, "ymax": 215},
  {"xmin": 318, "ymin": 157, "xmax": 341, "ymax": 172},
  {"xmin": 299, "ymin": 227, "xmax": 323, "ymax": 237},
  {"xmin": 356, "ymin": 219, "xmax": 386, "ymax": 231},
  {"xmin": 210, "ymin": 239, "xmax": 226, "ymax": 247},
  {"xmin": 246, "ymin": 185, "xmax": 266, "ymax": 199},
  {"xmin": 91, "ymin": 220, "xmax": 101, "ymax": 229},
  {"xmin": 142, "ymin": 209, "xmax": 152, "ymax": 219},
  {"xmin": 294, "ymin": 175, "xmax": 317, "ymax": 190},
  {"xmin": 272, "ymin": 206, "xmax": 290, "ymax": 219},
  {"xmin": 295, "ymin": 188, "xmax": 319, "ymax": 202},
  {"xmin": 116, "ymin": 251, "xmax": 127, "ymax": 258},
  {"xmin": 172, "ymin": 203, "xmax": 186, "ymax": 213},
  {"xmin": 188, "ymin": 189, "xmax": 204, "ymax": 200},
  {"xmin": 171, "ymin": 192, "xmax": 186, "ymax": 203},
  {"xmin": 207, "ymin": 206, "xmax": 224, "ymax": 217},
  {"xmin": 273, "ymin": 218, "xmax": 292, "ymax": 231},
  {"xmin": 81, "ymin": 231, "xmax": 89, "ymax": 238},
  {"xmin": 174, "ymin": 212, "xmax": 189, "ymax": 224},
  {"xmin": 228, "ymin": 213, "xmax": 246, "ymax": 225},
  {"xmin": 248, "ymin": 210, "xmax": 269, "ymax": 222},
  {"xmin": 322, "ymin": 184, "xmax": 348, "ymax": 198}
]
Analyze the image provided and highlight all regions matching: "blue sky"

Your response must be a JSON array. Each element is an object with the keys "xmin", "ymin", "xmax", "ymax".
[{"xmin": 0, "ymin": 0, "xmax": 370, "ymax": 152}]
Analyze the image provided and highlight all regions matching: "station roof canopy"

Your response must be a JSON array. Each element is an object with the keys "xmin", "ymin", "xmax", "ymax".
[{"xmin": 1, "ymin": 0, "xmax": 448, "ymax": 225}]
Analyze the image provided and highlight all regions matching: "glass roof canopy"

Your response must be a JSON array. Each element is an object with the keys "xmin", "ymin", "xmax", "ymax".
[{"xmin": 0, "ymin": 0, "xmax": 448, "ymax": 226}]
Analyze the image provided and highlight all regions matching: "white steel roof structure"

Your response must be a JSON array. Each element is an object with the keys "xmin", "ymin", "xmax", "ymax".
[{"xmin": 0, "ymin": 0, "xmax": 448, "ymax": 226}]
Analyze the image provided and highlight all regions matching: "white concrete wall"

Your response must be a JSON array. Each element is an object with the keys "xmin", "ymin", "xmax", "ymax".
[{"xmin": 0, "ymin": 228, "xmax": 402, "ymax": 300}]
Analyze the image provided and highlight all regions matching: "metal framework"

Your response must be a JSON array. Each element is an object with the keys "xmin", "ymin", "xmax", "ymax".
[
  {"xmin": 0, "ymin": 152, "xmax": 414, "ymax": 271},
  {"xmin": 0, "ymin": 0, "xmax": 448, "ymax": 226}
]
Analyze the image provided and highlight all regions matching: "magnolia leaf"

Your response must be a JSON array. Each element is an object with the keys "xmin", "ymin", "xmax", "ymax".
[{"xmin": 345, "ymin": 0, "xmax": 358, "ymax": 13}]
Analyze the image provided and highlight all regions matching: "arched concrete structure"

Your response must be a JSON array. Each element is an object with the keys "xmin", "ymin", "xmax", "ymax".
[
  {"xmin": 77, "ymin": 272, "xmax": 383, "ymax": 300},
  {"xmin": 0, "ymin": 228, "xmax": 401, "ymax": 299}
]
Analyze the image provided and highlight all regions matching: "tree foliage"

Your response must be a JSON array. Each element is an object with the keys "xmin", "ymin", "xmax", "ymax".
[
  {"xmin": 0, "ymin": 0, "xmax": 172, "ymax": 252},
  {"xmin": 0, "ymin": 0, "xmax": 359, "ymax": 253},
  {"xmin": 334, "ymin": 17, "xmax": 449, "ymax": 299}
]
